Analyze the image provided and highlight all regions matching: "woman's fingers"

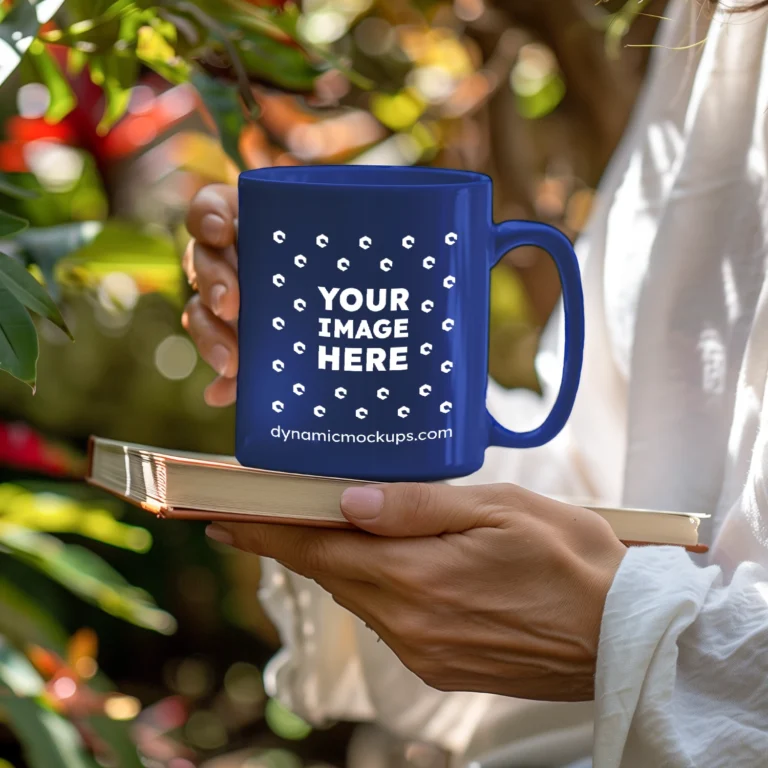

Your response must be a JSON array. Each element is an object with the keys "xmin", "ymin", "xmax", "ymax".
[
  {"xmin": 183, "ymin": 183, "xmax": 241, "ymax": 407},
  {"xmin": 204, "ymin": 376, "xmax": 237, "ymax": 407},
  {"xmin": 184, "ymin": 240, "xmax": 240, "ymax": 323},
  {"xmin": 182, "ymin": 295, "xmax": 239, "ymax": 380},
  {"xmin": 186, "ymin": 184, "xmax": 239, "ymax": 249}
]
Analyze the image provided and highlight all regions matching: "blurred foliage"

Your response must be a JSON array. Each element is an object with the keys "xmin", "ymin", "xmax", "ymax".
[
  {"xmin": 0, "ymin": 170, "xmax": 72, "ymax": 387},
  {"xmin": 0, "ymin": 0, "xmax": 666, "ymax": 766}
]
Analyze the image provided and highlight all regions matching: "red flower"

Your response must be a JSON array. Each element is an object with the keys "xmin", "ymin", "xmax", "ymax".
[{"xmin": 0, "ymin": 422, "xmax": 86, "ymax": 477}]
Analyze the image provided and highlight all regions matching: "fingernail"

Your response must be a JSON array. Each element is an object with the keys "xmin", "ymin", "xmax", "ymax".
[
  {"xmin": 201, "ymin": 214, "xmax": 226, "ymax": 245},
  {"xmin": 206, "ymin": 524, "xmax": 234, "ymax": 546},
  {"xmin": 210, "ymin": 284, "xmax": 226, "ymax": 316},
  {"xmin": 341, "ymin": 487, "xmax": 384, "ymax": 520},
  {"xmin": 209, "ymin": 344, "xmax": 230, "ymax": 376}
]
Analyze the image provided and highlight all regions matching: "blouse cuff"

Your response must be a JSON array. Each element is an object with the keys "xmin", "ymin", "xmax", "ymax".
[{"xmin": 593, "ymin": 545, "xmax": 720, "ymax": 766}]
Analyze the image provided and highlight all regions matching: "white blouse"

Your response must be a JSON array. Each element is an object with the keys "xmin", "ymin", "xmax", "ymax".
[{"xmin": 259, "ymin": 2, "xmax": 768, "ymax": 765}]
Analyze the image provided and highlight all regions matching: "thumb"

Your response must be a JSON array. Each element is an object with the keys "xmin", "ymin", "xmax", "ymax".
[{"xmin": 340, "ymin": 482, "xmax": 504, "ymax": 537}]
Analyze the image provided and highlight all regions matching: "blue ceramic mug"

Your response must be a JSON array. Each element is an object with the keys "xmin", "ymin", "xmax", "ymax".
[{"xmin": 236, "ymin": 166, "xmax": 584, "ymax": 482}]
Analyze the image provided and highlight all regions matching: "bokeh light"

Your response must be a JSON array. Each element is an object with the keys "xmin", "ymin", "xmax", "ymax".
[
  {"xmin": 354, "ymin": 17, "xmax": 395, "ymax": 56},
  {"xmin": 265, "ymin": 698, "xmax": 312, "ymax": 741},
  {"xmin": 74, "ymin": 656, "xmax": 98, "ymax": 679},
  {"xmin": 184, "ymin": 709, "xmax": 227, "ymax": 750},
  {"xmin": 510, "ymin": 43, "xmax": 566, "ymax": 119},
  {"xmin": 171, "ymin": 656, "xmax": 214, "ymax": 698},
  {"xmin": 16, "ymin": 82, "xmax": 50, "ymax": 118},
  {"xmin": 300, "ymin": 11, "xmax": 349, "ymax": 45},
  {"xmin": 224, "ymin": 661, "xmax": 265, "ymax": 707},
  {"xmin": 408, "ymin": 66, "xmax": 456, "ymax": 103},
  {"xmin": 104, "ymin": 694, "xmax": 142, "ymax": 720},
  {"xmin": 98, "ymin": 272, "xmax": 140, "ymax": 313},
  {"xmin": 23, "ymin": 142, "xmax": 85, "ymax": 193},
  {"xmin": 52, "ymin": 676, "xmax": 76, "ymax": 699},
  {"xmin": 454, "ymin": 0, "xmax": 485, "ymax": 22},
  {"xmin": 154, "ymin": 334, "xmax": 198, "ymax": 381}
]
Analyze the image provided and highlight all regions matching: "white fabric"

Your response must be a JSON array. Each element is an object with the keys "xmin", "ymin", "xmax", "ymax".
[{"xmin": 258, "ymin": 2, "xmax": 768, "ymax": 766}]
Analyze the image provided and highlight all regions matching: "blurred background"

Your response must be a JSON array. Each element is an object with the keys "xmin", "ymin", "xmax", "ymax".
[{"xmin": 0, "ymin": 0, "xmax": 667, "ymax": 766}]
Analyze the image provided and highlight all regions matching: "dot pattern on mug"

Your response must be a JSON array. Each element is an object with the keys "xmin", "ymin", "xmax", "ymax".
[{"xmin": 270, "ymin": 229, "xmax": 458, "ymax": 419}]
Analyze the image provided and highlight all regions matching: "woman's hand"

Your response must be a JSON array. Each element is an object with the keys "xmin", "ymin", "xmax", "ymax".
[
  {"xmin": 182, "ymin": 184, "xmax": 240, "ymax": 406},
  {"xmin": 206, "ymin": 482, "xmax": 626, "ymax": 702}
]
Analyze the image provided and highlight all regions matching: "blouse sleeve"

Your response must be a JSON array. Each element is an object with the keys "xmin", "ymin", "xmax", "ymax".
[{"xmin": 594, "ymin": 459, "xmax": 768, "ymax": 766}]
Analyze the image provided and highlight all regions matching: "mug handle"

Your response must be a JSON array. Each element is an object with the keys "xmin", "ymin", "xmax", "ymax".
[{"xmin": 486, "ymin": 220, "xmax": 585, "ymax": 449}]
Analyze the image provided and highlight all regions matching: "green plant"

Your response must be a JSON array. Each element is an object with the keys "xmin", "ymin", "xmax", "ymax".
[
  {"xmin": 1, "ymin": 0, "xmax": 356, "ymax": 162},
  {"xmin": 0, "ymin": 482, "xmax": 175, "ymax": 766},
  {"xmin": 0, "ymin": 0, "xmax": 342, "ymax": 759},
  {"xmin": 0, "ymin": 0, "xmax": 342, "ymax": 389},
  {"xmin": 0, "ymin": 173, "xmax": 72, "ymax": 387}
]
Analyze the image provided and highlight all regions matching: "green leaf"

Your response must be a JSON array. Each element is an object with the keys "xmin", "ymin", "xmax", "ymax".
[
  {"xmin": 0, "ymin": 174, "xmax": 37, "ymax": 201},
  {"xmin": 136, "ymin": 23, "xmax": 190, "ymax": 84},
  {"xmin": 16, "ymin": 221, "xmax": 104, "ymax": 296},
  {"xmin": 191, "ymin": 70, "xmax": 246, "ymax": 170},
  {"xmin": 25, "ymin": 39, "xmax": 76, "ymax": 122},
  {"xmin": 0, "ymin": 578, "xmax": 68, "ymax": 653},
  {"xmin": 0, "ymin": 584, "xmax": 143, "ymax": 768},
  {"xmin": 66, "ymin": 47, "xmax": 87, "ymax": 75},
  {"xmin": 116, "ymin": 6, "xmax": 150, "ymax": 44},
  {"xmin": 140, "ymin": 51, "xmax": 190, "ymax": 85},
  {"xmin": 0, "ymin": 638, "xmax": 98, "ymax": 768},
  {"xmin": 0, "ymin": 523, "xmax": 177, "ymax": 635},
  {"xmin": 0, "ymin": 284, "xmax": 38, "ymax": 386},
  {"xmin": 65, "ymin": 0, "xmax": 124, "ymax": 24},
  {"xmin": 44, "ymin": 2, "xmax": 137, "ymax": 49},
  {"xmin": 0, "ymin": 484, "xmax": 152, "ymax": 553},
  {"xmin": 0, "ymin": 696, "xmax": 99, "ymax": 768},
  {"xmin": 0, "ymin": 252, "xmax": 72, "ymax": 339},
  {"xmin": 0, "ymin": 1, "xmax": 68, "ymax": 86},
  {"xmin": 58, "ymin": 220, "xmax": 181, "ymax": 301},
  {"xmin": 43, "ymin": 1, "xmax": 128, "ymax": 49},
  {"xmin": 235, "ymin": 30, "xmax": 323, "ymax": 92},
  {"xmin": 194, "ymin": 0, "xmax": 296, "ymax": 44},
  {"xmin": 0, "ymin": 210, "xmax": 29, "ymax": 238},
  {"xmin": 86, "ymin": 716, "xmax": 143, "ymax": 768},
  {"xmin": 0, "ymin": 637, "xmax": 42, "ymax": 697},
  {"xmin": 93, "ymin": 53, "xmax": 138, "ymax": 135},
  {"xmin": 195, "ymin": 0, "xmax": 371, "ymax": 90},
  {"xmin": 0, "ymin": 0, "xmax": 40, "ymax": 88},
  {"xmin": 88, "ymin": 54, "xmax": 104, "ymax": 85},
  {"xmin": 156, "ymin": 7, "xmax": 205, "ymax": 57}
]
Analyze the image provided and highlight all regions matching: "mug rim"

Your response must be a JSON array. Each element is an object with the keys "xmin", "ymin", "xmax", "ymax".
[{"xmin": 239, "ymin": 164, "xmax": 492, "ymax": 189}]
